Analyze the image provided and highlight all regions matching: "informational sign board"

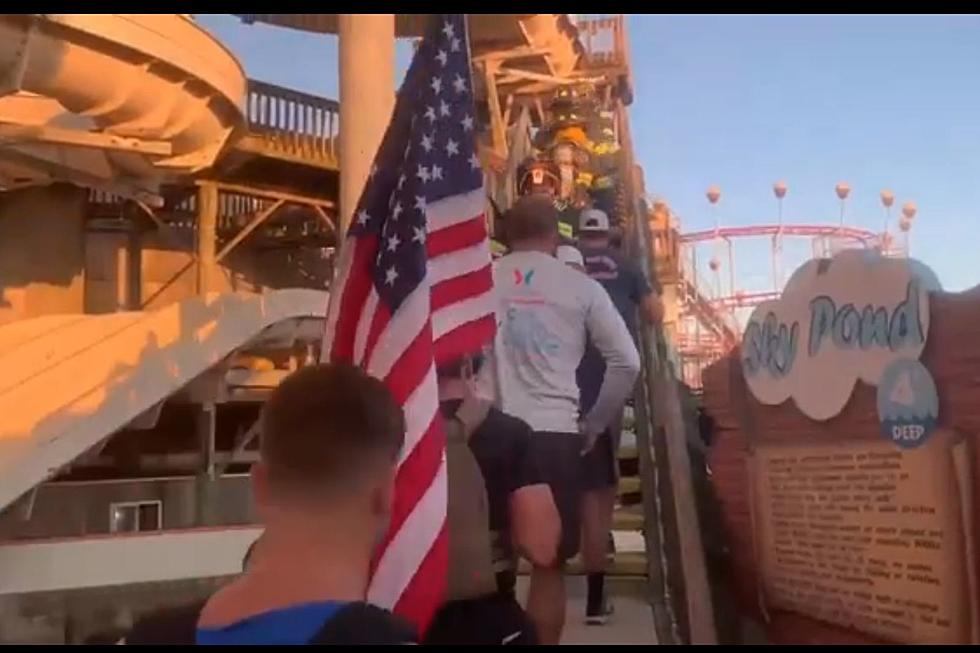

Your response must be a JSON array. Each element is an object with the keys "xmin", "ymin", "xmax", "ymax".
[
  {"xmin": 741, "ymin": 250, "xmax": 941, "ymax": 437},
  {"xmin": 751, "ymin": 436, "xmax": 978, "ymax": 644}
]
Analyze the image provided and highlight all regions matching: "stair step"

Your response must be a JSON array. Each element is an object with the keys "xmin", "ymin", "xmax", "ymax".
[
  {"xmin": 612, "ymin": 506, "xmax": 644, "ymax": 531},
  {"xmin": 618, "ymin": 444, "xmax": 638, "ymax": 461},
  {"xmin": 618, "ymin": 476, "xmax": 641, "ymax": 496},
  {"xmin": 518, "ymin": 550, "xmax": 647, "ymax": 577}
]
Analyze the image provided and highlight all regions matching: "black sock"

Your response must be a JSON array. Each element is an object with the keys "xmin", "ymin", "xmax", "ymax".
[{"xmin": 586, "ymin": 572, "xmax": 605, "ymax": 614}]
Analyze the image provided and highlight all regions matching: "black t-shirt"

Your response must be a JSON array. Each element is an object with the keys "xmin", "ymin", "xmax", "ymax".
[
  {"xmin": 577, "ymin": 245, "xmax": 654, "ymax": 412},
  {"xmin": 440, "ymin": 400, "xmax": 543, "ymax": 536},
  {"xmin": 579, "ymin": 244, "xmax": 655, "ymax": 336},
  {"xmin": 440, "ymin": 399, "xmax": 543, "ymax": 595}
]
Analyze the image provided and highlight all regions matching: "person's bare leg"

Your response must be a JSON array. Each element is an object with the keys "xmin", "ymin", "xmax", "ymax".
[{"xmin": 526, "ymin": 564, "xmax": 566, "ymax": 644}]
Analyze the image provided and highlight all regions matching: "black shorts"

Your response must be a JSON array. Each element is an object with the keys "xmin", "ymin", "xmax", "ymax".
[
  {"xmin": 424, "ymin": 593, "xmax": 538, "ymax": 645},
  {"xmin": 581, "ymin": 407, "xmax": 625, "ymax": 491},
  {"xmin": 529, "ymin": 431, "xmax": 584, "ymax": 561}
]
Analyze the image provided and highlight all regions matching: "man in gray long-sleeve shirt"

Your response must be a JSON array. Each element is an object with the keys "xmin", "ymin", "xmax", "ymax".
[{"xmin": 482, "ymin": 195, "xmax": 640, "ymax": 644}]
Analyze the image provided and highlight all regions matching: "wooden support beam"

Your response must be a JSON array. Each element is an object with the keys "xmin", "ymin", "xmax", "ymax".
[
  {"xmin": 533, "ymin": 97, "xmax": 547, "ymax": 126},
  {"xmin": 196, "ymin": 183, "xmax": 218, "ymax": 295},
  {"xmin": 205, "ymin": 181, "xmax": 334, "ymax": 209},
  {"xmin": 0, "ymin": 123, "xmax": 172, "ymax": 156},
  {"xmin": 133, "ymin": 199, "xmax": 187, "ymax": 251},
  {"xmin": 502, "ymin": 93, "xmax": 514, "ymax": 130},
  {"xmin": 215, "ymin": 199, "xmax": 286, "ymax": 263},
  {"xmin": 216, "ymin": 419, "xmax": 261, "ymax": 477},
  {"xmin": 311, "ymin": 205, "xmax": 337, "ymax": 236},
  {"xmin": 483, "ymin": 60, "xmax": 507, "ymax": 159},
  {"xmin": 496, "ymin": 66, "xmax": 604, "ymax": 87},
  {"xmin": 471, "ymin": 45, "xmax": 548, "ymax": 63}
]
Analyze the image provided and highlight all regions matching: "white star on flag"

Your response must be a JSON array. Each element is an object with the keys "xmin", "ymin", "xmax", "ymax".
[{"xmin": 384, "ymin": 266, "xmax": 398, "ymax": 285}]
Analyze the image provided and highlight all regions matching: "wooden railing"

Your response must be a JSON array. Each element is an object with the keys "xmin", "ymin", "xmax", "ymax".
[
  {"xmin": 243, "ymin": 80, "xmax": 339, "ymax": 167},
  {"xmin": 576, "ymin": 15, "xmax": 628, "ymax": 69}
]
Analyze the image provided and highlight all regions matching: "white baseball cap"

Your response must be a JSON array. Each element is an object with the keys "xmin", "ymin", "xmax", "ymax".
[
  {"xmin": 556, "ymin": 245, "xmax": 585, "ymax": 268},
  {"xmin": 579, "ymin": 208, "xmax": 610, "ymax": 233}
]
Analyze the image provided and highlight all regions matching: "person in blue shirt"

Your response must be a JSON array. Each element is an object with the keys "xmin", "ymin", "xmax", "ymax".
[
  {"xmin": 575, "ymin": 208, "xmax": 663, "ymax": 626},
  {"xmin": 123, "ymin": 363, "xmax": 416, "ymax": 645}
]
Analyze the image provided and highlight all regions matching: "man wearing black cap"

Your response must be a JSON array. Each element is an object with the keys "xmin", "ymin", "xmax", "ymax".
[{"xmin": 576, "ymin": 207, "xmax": 662, "ymax": 625}]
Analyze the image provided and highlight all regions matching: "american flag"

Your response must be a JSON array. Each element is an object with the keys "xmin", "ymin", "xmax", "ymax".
[{"xmin": 322, "ymin": 14, "xmax": 495, "ymax": 630}]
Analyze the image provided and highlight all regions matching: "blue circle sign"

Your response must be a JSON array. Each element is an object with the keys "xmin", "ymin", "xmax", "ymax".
[{"xmin": 876, "ymin": 358, "xmax": 939, "ymax": 449}]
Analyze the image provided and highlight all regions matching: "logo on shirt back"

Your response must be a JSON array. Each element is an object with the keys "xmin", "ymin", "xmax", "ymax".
[{"xmin": 513, "ymin": 268, "xmax": 535, "ymax": 286}]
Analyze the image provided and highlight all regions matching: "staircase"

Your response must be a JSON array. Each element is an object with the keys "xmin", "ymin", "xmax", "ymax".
[{"xmin": 518, "ymin": 404, "xmax": 647, "ymax": 577}]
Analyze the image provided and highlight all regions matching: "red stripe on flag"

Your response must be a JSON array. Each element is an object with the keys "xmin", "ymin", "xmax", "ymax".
[
  {"xmin": 433, "ymin": 313, "xmax": 496, "ymax": 366},
  {"xmin": 361, "ymin": 302, "xmax": 392, "ymax": 370},
  {"xmin": 430, "ymin": 264, "xmax": 493, "ymax": 312},
  {"xmin": 383, "ymin": 323, "xmax": 436, "ymax": 404},
  {"xmin": 377, "ymin": 414, "xmax": 443, "ymax": 553},
  {"xmin": 426, "ymin": 214, "xmax": 486, "ymax": 258},
  {"xmin": 393, "ymin": 523, "xmax": 448, "ymax": 634},
  {"xmin": 329, "ymin": 235, "xmax": 378, "ymax": 363}
]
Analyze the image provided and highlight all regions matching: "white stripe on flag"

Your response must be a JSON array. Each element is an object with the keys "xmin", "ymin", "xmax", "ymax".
[
  {"xmin": 426, "ymin": 188, "xmax": 486, "ymax": 234},
  {"xmin": 432, "ymin": 288, "xmax": 496, "ymax": 341},
  {"xmin": 398, "ymin": 364, "xmax": 439, "ymax": 466},
  {"xmin": 428, "ymin": 238, "xmax": 492, "ymax": 285},
  {"xmin": 367, "ymin": 453, "xmax": 447, "ymax": 609},
  {"xmin": 366, "ymin": 282, "xmax": 430, "ymax": 381},
  {"xmin": 353, "ymin": 289, "xmax": 380, "ymax": 366}
]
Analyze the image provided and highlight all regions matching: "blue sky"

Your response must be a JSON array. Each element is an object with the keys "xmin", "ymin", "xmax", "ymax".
[{"xmin": 199, "ymin": 14, "xmax": 980, "ymax": 291}]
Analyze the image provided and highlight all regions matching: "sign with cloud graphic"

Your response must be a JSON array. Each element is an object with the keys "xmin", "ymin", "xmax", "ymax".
[{"xmin": 741, "ymin": 249, "xmax": 940, "ymax": 422}]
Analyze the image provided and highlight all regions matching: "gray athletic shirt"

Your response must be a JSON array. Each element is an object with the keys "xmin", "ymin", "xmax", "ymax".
[{"xmin": 481, "ymin": 251, "xmax": 640, "ymax": 435}]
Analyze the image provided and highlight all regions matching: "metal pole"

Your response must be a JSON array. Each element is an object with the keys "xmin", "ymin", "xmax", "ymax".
[
  {"xmin": 726, "ymin": 238, "xmax": 735, "ymax": 300},
  {"xmin": 195, "ymin": 402, "xmax": 216, "ymax": 526},
  {"xmin": 771, "ymin": 236, "xmax": 779, "ymax": 293},
  {"xmin": 774, "ymin": 197, "xmax": 783, "ymax": 288}
]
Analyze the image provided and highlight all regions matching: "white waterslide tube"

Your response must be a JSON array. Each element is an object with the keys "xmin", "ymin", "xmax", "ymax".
[
  {"xmin": 0, "ymin": 14, "xmax": 246, "ymax": 196},
  {"xmin": 0, "ymin": 289, "xmax": 327, "ymax": 512}
]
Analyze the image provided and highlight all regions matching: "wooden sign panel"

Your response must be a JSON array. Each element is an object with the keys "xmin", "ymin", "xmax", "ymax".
[
  {"xmin": 741, "ymin": 250, "xmax": 936, "ymax": 421},
  {"xmin": 751, "ymin": 434, "xmax": 977, "ymax": 644}
]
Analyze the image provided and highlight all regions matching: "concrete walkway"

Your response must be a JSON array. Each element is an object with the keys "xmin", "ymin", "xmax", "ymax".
[{"xmin": 515, "ymin": 575, "xmax": 658, "ymax": 645}]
